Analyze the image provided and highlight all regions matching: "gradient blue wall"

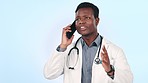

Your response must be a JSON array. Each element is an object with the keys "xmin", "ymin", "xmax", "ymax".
[{"xmin": 0, "ymin": 0, "xmax": 148, "ymax": 83}]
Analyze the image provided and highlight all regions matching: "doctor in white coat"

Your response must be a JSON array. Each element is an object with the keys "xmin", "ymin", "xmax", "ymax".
[{"xmin": 44, "ymin": 2, "xmax": 133, "ymax": 83}]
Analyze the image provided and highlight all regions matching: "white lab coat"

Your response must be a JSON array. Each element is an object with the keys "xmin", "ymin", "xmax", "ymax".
[{"xmin": 44, "ymin": 38, "xmax": 133, "ymax": 83}]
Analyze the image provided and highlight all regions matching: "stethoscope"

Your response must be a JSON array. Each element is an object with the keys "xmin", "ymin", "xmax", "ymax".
[{"xmin": 67, "ymin": 35, "xmax": 103, "ymax": 70}]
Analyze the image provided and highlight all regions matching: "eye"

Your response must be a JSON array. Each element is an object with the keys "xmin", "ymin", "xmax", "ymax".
[
  {"xmin": 75, "ymin": 18, "xmax": 81, "ymax": 21},
  {"xmin": 85, "ymin": 16, "xmax": 91, "ymax": 20}
]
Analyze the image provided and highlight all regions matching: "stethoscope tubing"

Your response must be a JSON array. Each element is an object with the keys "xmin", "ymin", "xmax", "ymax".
[{"xmin": 67, "ymin": 35, "xmax": 103, "ymax": 70}]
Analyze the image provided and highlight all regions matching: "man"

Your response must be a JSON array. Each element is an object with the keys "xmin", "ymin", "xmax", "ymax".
[{"xmin": 44, "ymin": 2, "xmax": 133, "ymax": 83}]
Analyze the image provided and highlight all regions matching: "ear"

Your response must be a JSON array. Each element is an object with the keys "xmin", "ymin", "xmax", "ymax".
[{"xmin": 95, "ymin": 18, "xmax": 100, "ymax": 26}]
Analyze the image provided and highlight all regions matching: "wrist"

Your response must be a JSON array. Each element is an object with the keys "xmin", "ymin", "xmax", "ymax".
[
  {"xmin": 106, "ymin": 65, "xmax": 115, "ymax": 73},
  {"xmin": 60, "ymin": 44, "xmax": 68, "ymax": 49},
  {"xmin": 106, "ymin": 65, "xmax": 115, "ymax": 79},
  {"xmin": 56, "ymin": 45, "xmax": 66, "ymax": 52}
]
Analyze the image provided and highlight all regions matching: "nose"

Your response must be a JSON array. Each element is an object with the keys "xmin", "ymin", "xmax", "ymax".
[{"xmin": 77, "ymin": 18, "xmax": 86, "ymax": 24}]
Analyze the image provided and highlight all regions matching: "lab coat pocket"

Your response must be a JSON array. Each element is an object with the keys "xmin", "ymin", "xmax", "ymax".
[{"xmin": 92, "ymin": 64, "xmax": 108, "ymax": 83}]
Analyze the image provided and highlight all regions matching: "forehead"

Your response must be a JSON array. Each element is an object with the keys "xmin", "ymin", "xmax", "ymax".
[{"xmin": 75, "ymin": 8, "xmax": 93, "ymax": 17}]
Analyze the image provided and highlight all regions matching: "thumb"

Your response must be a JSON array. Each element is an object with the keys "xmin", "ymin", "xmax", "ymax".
[
  {"xmin": 70, "ymin": 35, "xmax": 74, "ymax": 40},
  {"xmin": 68, "ymin": 35, "xmax": 74, "ymax": 44}
]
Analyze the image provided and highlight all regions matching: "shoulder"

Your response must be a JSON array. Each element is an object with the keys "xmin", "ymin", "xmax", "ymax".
[
  {"xmin": 102, "ymin": 38, "xmax": 126, "ymax": 60},
  {"xmin": 102, "ymin": 37, "xmax": 124, "ymax": 57}
]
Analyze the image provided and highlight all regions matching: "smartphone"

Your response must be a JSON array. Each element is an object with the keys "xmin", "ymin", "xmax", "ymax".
[{"xmin": 66, "ymin": 21, "xmax": 76, "ymax": 39}]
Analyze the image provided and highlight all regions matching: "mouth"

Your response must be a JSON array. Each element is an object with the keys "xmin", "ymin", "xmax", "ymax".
[{"xmin": 80, "ymin": 26, "xmax": 87, "ymax": 31}]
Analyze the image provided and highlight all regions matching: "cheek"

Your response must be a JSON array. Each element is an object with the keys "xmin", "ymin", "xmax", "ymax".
[
  {"xmin": 75, "ymin": 22, "xmax": 79, "ymax": 30},
  {"xmin": 88, "ymin": 22, "xmax": 96, "ymax": 29}
]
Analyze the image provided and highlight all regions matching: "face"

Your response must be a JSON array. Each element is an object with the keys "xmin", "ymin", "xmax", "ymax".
[{"xmin": 75, "ymin": 8, "xmax": 99, "ymax": 37}]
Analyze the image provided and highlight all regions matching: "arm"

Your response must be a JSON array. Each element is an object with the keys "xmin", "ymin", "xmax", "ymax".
[
  {"xmin": 44, "ymin": 25, "xmax": 74, "ymax": 80},
  {"xmin": 44, "ymin": 50, "xmax": 66, "ymax": 79},
  {"xmin": 101, "ymin": 45, "xmax": 133, "ymax": 83},
  {"xmin": 113, "ymin": 49, "xmax": 133, "ymax": 83}
]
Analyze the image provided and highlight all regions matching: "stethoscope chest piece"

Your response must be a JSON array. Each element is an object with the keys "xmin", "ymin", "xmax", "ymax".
[{"xmin": 94, "ymin": 57, "xmax": 102, "ymax": 64}]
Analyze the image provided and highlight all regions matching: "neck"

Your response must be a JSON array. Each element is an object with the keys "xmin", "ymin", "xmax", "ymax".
[{"xmin": 82, "ymin": 32, "xmax": 99, "ymax": 46}]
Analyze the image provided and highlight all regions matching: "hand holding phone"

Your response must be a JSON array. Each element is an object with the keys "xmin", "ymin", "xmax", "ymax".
[{"xmin": 66, "ymin": 21, "xmax": 76, "ymax": 39}]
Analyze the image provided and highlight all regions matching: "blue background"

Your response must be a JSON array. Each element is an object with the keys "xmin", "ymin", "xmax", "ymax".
[{"xmin": 0, "ymin": 0, "xmax": 148, "ymax": 83}]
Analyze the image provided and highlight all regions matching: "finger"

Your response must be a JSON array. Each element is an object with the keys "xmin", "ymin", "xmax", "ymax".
[
  {"xmin": 101, "ymin": 52, "xmax": 109, "ymax": 63},
  {"xmin": 66, "ymin": 29, "xmax": 72, "ymax": 32},
  {"xmin": 63, "ymin": 27, "xmax": 72, "ymax": 33},
  {"xmin": 62, "ymin": 28, "xmax": 72, "ymax": 38},
  {"xmin": 101, "ymin": 51, "xmax": 105, "ymax": 60},
  {"xmin": 63, "ymin": 27, "xmax": 71, "ymax": 30},
  {"xmin": 101, "ymin": 48, "xmax": 109, "ymax": 59},
  {"xmin": 102, "ymin": 45, "xmax": 107, "ymax": 54},
  {"xmin": 101, "ymin": 52, "xmax": 107, "ymax": 60},
  {"xmin": 67, "ymin": 24, "xmax": 71, "ymax": 27},
  {"xmin": 101, "ymin": 48, "xmax": 106, "ymax": 57}
]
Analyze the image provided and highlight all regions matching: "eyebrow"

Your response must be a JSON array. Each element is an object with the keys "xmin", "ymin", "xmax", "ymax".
[{"xmin": 76, "ymin": 15, "xmax": 90, "ymax": 18}]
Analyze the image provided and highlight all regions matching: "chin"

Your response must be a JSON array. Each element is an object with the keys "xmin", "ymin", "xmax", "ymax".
[
  {"xmin": 81, "ymin": 33, "xmax": 90, "ymax": 37},
  {"xmin": 78, "ymin": 31, "xmax": 88, "ymax": 35}
]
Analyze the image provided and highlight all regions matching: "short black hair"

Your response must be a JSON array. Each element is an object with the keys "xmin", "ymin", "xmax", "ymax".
[{"xmin": 75, "ymin": 2, "xmax": 99, "ymax": 18}]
